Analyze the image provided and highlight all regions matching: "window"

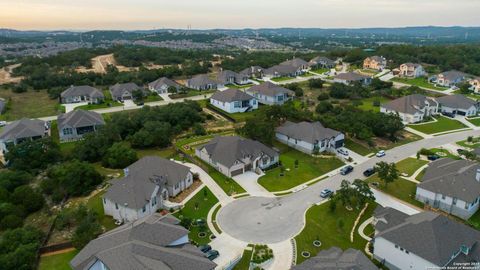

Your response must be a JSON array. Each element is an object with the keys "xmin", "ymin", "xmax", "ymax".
[
  {"xmin": 115, "ymin": 203, "xmax": 119, "ymax": 210},
  {"xmin": 453, "ymin": 198, "xmax": 457, "ymax": 205},
  {"xmin": 400, "ymin": 247, "xmax": 404, "ymax": 251},
  {"xmin": 175, "ymin": 183, "xmax": 179, "ymax": 189},
  {"xmin": 442, "ymin": 194, "xmax": 446, "ymax": 200},
  {"xmin": 62, "ymin": 128, "xmax": 73, "ymax": 135},
  {"xmin": 406, "ymin": 250, "xmax": 409, "ymax": 254},
  {"xmin": 234, "ymin": 101, "xmax": 241, "ymax": 108},
  {"xmin": 142, "ymin": 206, "xmax": 146, "ymax": 212},
  {"xmin": 395, "ymin": 245, "xmax": 398, "ymax": 249},
  {"xmin": 152, "ymin": 196, "xmax": 157, "ymax": 206},
  {"xmin": 465, "ymin": 203, "xmax": 469, "ymax": 210}
]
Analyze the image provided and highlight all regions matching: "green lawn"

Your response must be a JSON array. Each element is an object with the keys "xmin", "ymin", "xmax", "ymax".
[
  {"xmin": 353, "ymin": 96, "xmax": 390, "ymax": 112},
  {"xmin": 466, "ymin": 118, "xmax": 480, "ymax": 127},
  {"xmin": 39, "ymin": 250, "xmax": 78, "ymax": 270},
  {"xmin": 453, "ymin": 90, "xmax": 479, "ymax": 100},
  {"xmin": 227, "ymin": 83, "xmax": 255, "ymax": 89},
  {"xmin": 170, "ymin": 90, "xmax": 216, "ymax": 99},
  {"xmin": 295, "ymin": 202, "xmax": 375, "ymax": 264},
  {"xmin": 0, "ymin": 89, "xmax": 61, "ymax": 121},
  {"xmin": 366, "ymin": 175, "xmax": 422, "ymax": 208},
  {"xmin": 271, "ymin": 76, "xmax": 294, "ymax": 82},
  {"xmin": 408, "ymin": 116, "xmax": 467, "ymax": 134},
  {"xmin": 415, "ymin": 169, "xmax": 426, "ymax": 181},
  {"xmin": 300, "ymin": 72, "xmax": 315, "ymax": 77},
  {"xmin": 200, "ymin": 160, "xmax": 246, "ymax": 195},
  {"xmin": 233, "ymin": 246, "xmax": 254, "ymax": 270},
  {"xmin": 258, "ymin": 142, "xmax": 344, "ymax": 192},
  {"xmin": 228, "ymin": 110, "xmax": 259, "ymax": 122},
  {"xmin": 391, "ymin": 77, "xmax": 448, "ymax": 91},
  {"xmin": 345, "ymin": 138, "xmax": 374, "ymax": 156},
  {"xmin": 136, "ymin": 147, "xmax": 176, "ymax": 159},
  {"xmin": 456, "ymin": 137, "xmax": 480, "ymax": 148},
  {"xmin": 310, "ymin": 68, "xmax": 329, "ymax": 74},
  {"xmin": 75, "ymin": 101, "xmax": 122, "ymax": 111},
  {"xmin": 86, "ymin": 190, "xmax": 117, "ymax": 231},
  {"xmin": 429, "ymin": 148, "xmax": 460, "ymax": 160},
  {"xmin": 468, "ymin": 210, "xmax": 480, "ymax": 231},
  {"xmin": 396, "ymin": 158, "xmax": 428, "ymax": 177},
  {"xmin": 382, "ymin": 131, "xmax": 423, "ymax": 150},
  {"xmin": 143, "ymin": 94, "xmax": 163, "ymax": 103}
]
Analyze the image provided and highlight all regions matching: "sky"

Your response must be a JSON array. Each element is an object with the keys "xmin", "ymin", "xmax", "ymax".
[{"xmin": 0, "ymin": 0, "xmax": 479, "ymax": 30}]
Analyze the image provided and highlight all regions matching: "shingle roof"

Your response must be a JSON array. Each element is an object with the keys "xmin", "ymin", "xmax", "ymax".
[
  {"xmin": 334, "ymin": 72, "xmax": 370, "ymax": 81},
  {"xmin": 247, "ymin": 82, "xmax": 294, "ymax": 97},
  {"xmin": 216, "ymin": 70, "xmax": 238, "ymax": 84},
  {"xmin": 61, "ymin": 85, "xmax": 104, "ymax": 99},
  {"xmin": 366, "ymin": 56, "xmax": 386, "ymax": 63},
  {"xmin": 109, "ymin": 83, "xmax": 142, "ymax": 98},
  {"xmin": 381, "ymin": 94, "xmax": 437, "ymax": 115},
  {"xmin": 436, "ymin": 94, "xmax": 477, "ymax": 110},
  {"xmin": 293, "ymin": 247, "xmax": 378, "ymax": 270},
  {"xmin": 57, "ymin": 109, "xmax": 105, "ymax": 129},
  {"xmin": 419, "ymin": 158, "xmax": 480, "ymax": 203},
  {"xmin": 279, "ymin": 58, "xmax": 308, "ymax": 69},
  {"xmin": 148, "ymin": 77, "xmax": 182, "ymax": 90},
  {"xmin": 239, "ymin": 66, "xmax": 264, "ymax": 76},
  {"xmin": 402, "ymin": 63, "xmax": 422, "ymax": 68},
  {"xmin": 438, "ymin": 71, "xmax": 466, "ymax": 82},
  {"xmin": 210, "ymin": 89, "xmax": 253, "ymax": 103},
  {"xmin": 310, "ymin": 56, "xmax": 335, "ymax": 65},
  {"xmin": 198, "ymin": 136, "xmax": 278, "ymax": 168},
  {"xmin": 373, "ymin": 206, "xmax": 409, "ymax": 233},
  {"xmin": 0, "ymin": 118, "xmax": 46, "ymax": 141},
  {"xmin": 70, "ymin": 214, "xmax": 216, "ymax": 270},
  {"xmin": 187, "ymin": 74, "xmax": 218, "ymax": 87},
  {"xmin": 276, "ymin": 121, "xmax": 342, "ymax": 144},
  {"xmin": 265, "ymin": 64, "xmax": 299, "ymax": 76}
]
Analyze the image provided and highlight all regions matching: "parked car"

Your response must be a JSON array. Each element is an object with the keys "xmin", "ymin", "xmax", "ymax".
[
  {"xmin": 337, "ymin": 148, "xmax": 349, "ymax": 156},
  {"xmin": 442, "ymin": 111, "xmax": 455, "ymax": 118},
  {"xmin": 340, "ymin": 165, "xmax": 354, "ymax": 175},
  {"xmin": 427, "ymin": 155, "xmax": 440, "ymax": 161},
  {"xmin": 205, "ymin": 250, "xmax": 219, "ymax": 260},
  {"xmin": 376, "ymin": 150, "xmax": 386, "ymax": 157},
  {"xmin": 199, "ymin": 245, "xmax": 212, "ymax": 253},
  {"xmin": 0, "ymin": 121, "xmax": 6, "ymax": 127},
  {"xmin": 320, "ymin": 188, "xmax": 333, "ymax": 198},
  {"xmin": 363, "ymin": 168, "xmax": 376, "ymax": 177}
]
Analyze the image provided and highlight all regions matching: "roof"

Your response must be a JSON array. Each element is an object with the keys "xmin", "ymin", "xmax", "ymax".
[
  {"xmin": 210, "ymin": 89, "xmax": 253, "ymax": 103},
  {"xmin": 436, "ymin": 94, "xmax": 477, "ymax": 110},
  {"xmin": 70, "ymin": 214, "xmax": 216, "ymax": 270},
  {"xmin": 375, "ymin": 207, "xmax": 480, "ymax": 267},
  {"xmin": 197, "ymin": 136, "xmax": 278, "ymax": 168},
  {"xmin": 109, "ymin": 83, "xmax": 142, "ymax": 97},
  {"xmin": 438, "ymin": 70, "xmax": 467, "ymax": 82},
  {"xmin": 365, "ymin": 56, "xmax": 386, "ymax": 63},
  {"xmin": 104, "ymin": 156, "xmax": 191, "ymax": 209},
  {"xmin": 61, "ymin": 85, "xmax": 104, "ymax": 99},
  {"xmin": 57, "ymin": 109, "xmax": 105, "ymax": 129},
  {"xmin": 381, "ymin": 94, "xmax": 436, "ymax": 115},
  {"xmin": 187, "ymin": 74, "xmax": 217, "ymax": 87},
  {"xmin": 419, "ymin": 158, "xmax": 480, "ymax": 203},
  {"xmin": 334, "ymin": 72, "xmax": 370, "ymax": 81},
  {"xmin": 239, "ymin": 66, "xmax": 264, "ymax": 76},
  {"xmin": 275, "ymin": 121, "xmax": 342, "ymax": 144},
  {"xmin": 0, "ymin": 118, "xmax": 45, "ymax": 141},
  {"xmin": 310, "ymin": 56, "xmax": 335, "ymax": 65},
  {"xmin": 265, "ymin": 64, "xmax": 300, "ymax": 76},
  {"xmin": 292, "ymin": 247, "xmax": 378, "ymax": 270},
  {"xmin": 216, "ymin": 70, "xmax": 238, "ymax": 84},
  {"xmin": 279, "ymin": 58, "xmax": 308, "ymax": 69},
  {"xmin": 247, "ymin": 82, "xmax": 294, "ymax": 97},
  {"xmin": 148, "ymin": 77, "xmax": 182, "ymax": 90},
  {"xmin": 401, "ymin": 63, "xmax": 422, "ymax": 68},
  {"xmin": 373, "ymin": 206, "xmax": 409, "ymax": 233}
]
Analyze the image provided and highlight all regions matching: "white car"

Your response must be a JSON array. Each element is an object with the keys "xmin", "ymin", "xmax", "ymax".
[
  {"xmin": 337, "ymin": 148, "xmax": 349, "ymax": 156},
  {"xmin": 0, "ymin": 121, "xmax": 6, "ymax": 127},
  {"xmin": 376, "ymin": 150, "xmax": 386, "ymax": 157}
]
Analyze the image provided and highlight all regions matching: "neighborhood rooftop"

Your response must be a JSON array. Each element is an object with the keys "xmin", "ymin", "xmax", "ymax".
[
  {"xmin": 188, "ymin": 74, "xmax": 218, "ymax": 86},
  {"xmin": 293, "ymin": 247, "xmax": 378, "ymax": 270},
  {"xmin": 110, "ymin": 82, "xmax": 141, "ymax": 95},
  {"xmin": 436, "ymin": 94, "xmax": 478, "ymax": 110},
  {"xmin": 210, "ymin": 89, "xmax": 253, "ymax": 103},
  {"xmin": 148, "ymin": 77, "xmax": 182, "ymax": 89},
  {"xmin": 61, "ymin": 85, "xmax": 104, "ymax": 98},
  {"xmin": 0, "ymin": 118, "xmax": 46, "ymax": 141},
  {"xmin": 247, "ymin": 82, "xmax": 294, "ymax": 97},
  {"xmin": 276, "ymin": 121, "xmax": 342, "ymax": 144},
  {"xmin": 57, "ymin": 109, "xmax": 105, "ymax": 129},
  {"xmin": 334, "ymin": 72, "xmax": 370, "ymax": 81},
  {"xmin": 381, "ymin": 94, "xmax": 436, "ymax": 114}
]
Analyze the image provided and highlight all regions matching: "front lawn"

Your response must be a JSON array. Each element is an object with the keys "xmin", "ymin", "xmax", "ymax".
[
  {"xmin": 75, "ymin": 101, "xmax": 122, "ymax": 111},
  {"xmin": 391, "ymin": 77, "xmax": 448, "ymax": 91},
  {"xmin": 344, "ymin": 138, "xmax": 374, "ymax": 156},
  {"xmin": 300, "ymin": 72, "xmax": 315, "ymax": 78},
  {"xmin": 227, "ymin": 83, "xmax": 255, "ymax": 89},
  {"xmin": 310, "ymin": 68, "xmax": 329, "ymax": 74},
  {"xmin": 200, "ymin": 160, "xmax": 246, "ymax": 195},
  {"xmin": 466, "ymin": 117, "xmax": 480, "ymax": 127},
  {"xmin": 396, "ymin": 158, "xmax": 428, "ymax": 177},
  {"xmin": 271, "ymin": 76, "xmax": 294, "ymax": 82},
  {"xmin": 170, "ymin": 90, "xmax": 216, "ymax": 99},
  {"xmin": 468, "ymin": 210, "xmax": 480, "ymax": 231},
  {"xmin": 429, "ymin": 148, "xmax": 460, "ymax": 160},
  {"xmin": 366, "ymin": 175, "xmax": 422, "ymax": 208},
  {"xmin": 457, "ymin": 137, "xmax": 480, "ymax": 148},
  {"xmin": 408, "ymin": 116, "xmax": 467, "ymax": 134},
  {"xmin": 233, "ymin": 245, "xmax": 254, "ymax": 270},
  {"xmin": 258, "ymin": 143, "xmax": 344, "ymax": 192},
  {"xmin": 39, "ymin": 250, "xmax": 79, "ymax": 270}
]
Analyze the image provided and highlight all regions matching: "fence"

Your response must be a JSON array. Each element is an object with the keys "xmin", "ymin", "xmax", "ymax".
[
  {"xmin": 205, "ymin": 103, "xmax": 237, "ymax": 123},
  {"xmin": 39, "ymin": 242, "xmax": 74, "ymax": 255}
]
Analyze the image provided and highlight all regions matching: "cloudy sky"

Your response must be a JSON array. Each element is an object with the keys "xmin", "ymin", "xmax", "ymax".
[{"xmin": 0, "ymin": 0, "xmax": 478, "ymax": 30}]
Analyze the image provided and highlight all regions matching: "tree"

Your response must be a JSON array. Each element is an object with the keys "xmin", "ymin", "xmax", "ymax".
[
  {"xmin": 0, "ymin": 226, "xmax": 44, "ymax": 270},
  {"xmin": 11, "ymin": 186, "xmax": 44, "ymax": 213},
  {"xmin": 0, "ymin": 215, "xmax": 23, "ymax": 230},
  {"xmin": 71, "ymin": 211, "xmax": 102, "ymax": 249},
  {"xmin": 336, "ymin": 180, "xmax": 353, "ymax": 208},
  {"xmin": 308, "ymin": 78, "xmax": 324, "ymax": 89},
  {"xmin": 132, "ymin": 89, "xmax": 145, "ymax": 103},
  {"xmin": 102, "ymin": 142, "xmax": 138, "ymax": 169},
  {"xmin": 193, "ymin": 123, "xmax": 206, "ymax": 136},
  {"xmin": 317, "ymin": 92, "xmax": 329, "ymax": 101},
  {"xmin": 375, "ymin": 162, "xmax": 398, "ymax": 188},
  {"xmin": 328, "ymin": 194, "xmax": 337, "ymax": 213},
  {"xmin": 315, "ymin": 101, "xmax": 333, "ymax": 114},
  {"xmin": 5, "ymin": 138, "xmax": 60, "ymax": 172},
  {"xmin": 238, "ymin": 117, "xmax": 275, "ymax": 145},
  {"xmin": 352, "ymin": 179, "xmax": 375, "ymax": 208}
]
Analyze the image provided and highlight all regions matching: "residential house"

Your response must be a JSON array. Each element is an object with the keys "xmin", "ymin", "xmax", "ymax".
[
  {"xmin": 246, "ymin": 82, "xmax": 295, "ymax": 105},
  {"xmin": 469, "ymin": 77, "xmax": 480, "ymax": 93},
  {"xmin": 186, "ymin": 74, "xmax": 218, "ymax": 90},
  {"xmin": 380, "ymin": 94, "xmax": 439, "ymax": 124},
  {"xmin": 309, "ymin": 56, "xmax": 336, "ymax": 69},
  {"xmin": 109, "ymin": 83, "xmax": 145, "ymax": 102},
  {"xmin": 416, "ymin": 158, "xmax": 480, "ymax": 220},
  {"xmin": 275, "ymin": 121, "xmax": 344, "ymax": 155},
  {"xmin": 0, "ymin": 118, "xmax": 48, "ymax": 153},
  {"xmin": 216, "ymin": 70, "xmax": 250, "ymax": 87},
  {"xmin": 436, "ymin": 94, "xmax": 478, "ymax": 117},
  {"xmin": 57, "ymin": 109, "xmax": 105, "ymax": 142},
  {"xmin": 210, "ymin": 89, "xmax": 258, "ymax": 113},
  {"xmin": 398, "ymin": 63, "xmax": 426, "ymax": 78},
  {"xmin": 239, "ymin": 66, "xmax": 264, "ymax": 79},
  {"xmin": 195, "ymin": 136, "xmax": 279, "ymax": 177},
  {"xmin": 363, "ymin": 56, "xmax": 387, "ymax": 71},
  {"xmin": 430, "ymin": 70, "xmax": 467, "ymax": 87},
  {"xmin": 70, "ymin": 214, "xmax": 216, "ymax": 270},
  {"xmin": 373, "ymin": 206, "xmax": 480, "ymax": 270},
  {"xmin": 103, "ymin": 156, "xmax": 193, "ymax": 222},
  {"xmin": 333, "ymin": 72, "xmax": 372, "ymax": 85},
  {"xmin": 264, "ymin": 58, "xmax": 309, "ymax": 78},
  {"xmin": 60, "ymin": 85, "xmax": 105, "ymax": 104},
  {"xmin": 148, "ymin": 77, "xmax": 183, "ymax": 94},
  {"xmin": 293, "ymin": 247, "xmax": 378, "ymax": 270}
]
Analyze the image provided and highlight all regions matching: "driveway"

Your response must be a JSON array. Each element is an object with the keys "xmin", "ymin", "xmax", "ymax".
[
  {"xmin": 159, "ymin": 93, "xmax": 172, "ymax": 101},
  {"xmin": 232, "ymin": 172, "xmax": 274, "ymax": 197},
  {"xmin": 63, "ymin": 102, "xmax": 88, "ymax": 113},
  {"xmin": 123, "ymin": 100, "xmax": 136, "ymax": 107},
  {"xmin": 209, "ymin": 233, "xmax": 247, "ymax": 270}
]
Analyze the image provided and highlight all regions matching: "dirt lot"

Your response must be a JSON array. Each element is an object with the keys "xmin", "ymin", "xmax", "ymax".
[
  {"xmin": 0, "ymin": 64, "xmax": 23, "ymax": 85},
  {"xmin": 76, "ymin": 54, "xmax": 178, "ymax": 74}
]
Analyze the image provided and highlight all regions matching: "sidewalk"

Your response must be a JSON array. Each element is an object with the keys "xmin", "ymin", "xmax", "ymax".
[{"xmin": 267, "ymin": 240, "xmax": 294, "ymax": 270}]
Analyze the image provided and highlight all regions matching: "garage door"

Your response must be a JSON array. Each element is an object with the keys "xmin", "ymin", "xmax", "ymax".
[
  {"xmin": 245, "ymin": 163, "xmax": 252, "ymax": 171},
  {"xmin": 230, "ymin": 168, "xmax": 244, "ymax": 176},
  {"xmin": 457, "ymin": 110, "xmax": 466, "ymax": 116}
]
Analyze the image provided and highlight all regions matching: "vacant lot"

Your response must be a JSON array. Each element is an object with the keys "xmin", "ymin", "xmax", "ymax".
[
  {"xmin": 352, "ymin": 96, "xmax": 390, "ymax": 112},
  {"xmin": 392, "ymin": 77, "xmax": 448, "ymax": 91},
  {"xmin": 396, "ymin": 158, "xmax": 428, "ymax": 177},
  {"xmin": 344, "ymin": 138, "xmax": 374, "ymax": 156},
  {"xmin": 366, "ymin": 175, "xmax": 422, "ymax": 208},
  {"xmin": 408, "ymin": 116, "xmax": 467, "ymax": 134},
  {"xmin": 0, "ymin": 89, "xmax": 60, "ymax": 120}
]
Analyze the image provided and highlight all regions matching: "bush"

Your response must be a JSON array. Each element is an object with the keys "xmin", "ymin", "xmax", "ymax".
[
  {"xmin": 11, "ymin": 186, "xmax": 44, "ymax": 214},
  {"xmin": 0, "ymin": 215, "xmax": 23, "ymax": 230},
  {"xmin": 102, "ymin": 142, "xmax": 138, "ymax": 169},
  {"xmin": 315, "ymin": 101, "xmax": 333, "ymax": 114},
  {"xmin": 418, "ymin": 148, "xmax": 434, "ymax": 156},
  {"xmin": 317, "ymin": 92, "xmax": 329, "ymax": 101}
]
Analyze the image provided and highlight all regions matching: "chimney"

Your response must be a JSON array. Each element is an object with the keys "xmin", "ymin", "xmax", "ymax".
[
  {"xmin": 124, "ymin": 168, "xmax": 129, "ymax": 176},
  {"xmin": 476, "ymin": 168, "xmax": 480, "ymax": 182}
]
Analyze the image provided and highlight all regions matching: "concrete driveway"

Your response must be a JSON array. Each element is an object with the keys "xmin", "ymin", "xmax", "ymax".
[
  {"xmin": 63, "ymin": 102, "xmax": 88, "ymax": 113},
  {"xmin": 123, "ymin": 100, "xmax": 136, "ymax": 107},
  {"xmin": 232, "ymin": 172, "xmax": 274, "ymax": 197}
]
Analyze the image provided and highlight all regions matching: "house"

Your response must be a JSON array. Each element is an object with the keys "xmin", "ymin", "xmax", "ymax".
[
  {"xmin": 57, "ymin": 109, "xmax": 105, "ymax": 142},
  {"xmin": 416, "ymin": 158, "xmax": 480, "ymax": 220},
  {"xmin": 70, "ymin": 213, "xmax": 216, "ymax": 270},
  {"xmin": 398, "ymin": 63, "xmax": 426, "ymax": 78},
  {"xmin": 0, "ymin": 118, "xmax": 48, "ymax": 153},
  {"xmin": 245, "ymin": 82, "xmax": 295, "ymax": 105},
  {"xmin": 309, "ymin": 56, "xmax": 336, "ymax": 69},
  {"xmin": 186, "ymin": 74, "xmax": 218, "ymax": 90},
  {"xmin": 430, "ymin": 71, "xmax": 467, "ymax": 87},
  {"xmin": 210, "ymin": 89, "xmax": 258, "ymax": 113},
  {"xmin": 436, "ymin": 94, "xmax": 478, "ymax": 117},
  {"xmin": 469, "ymin": 77, "xmax": 480, "ymax": 93},
  {"xmin": 380, "ymin": 94, "xmax": 439, "ymax": 124},
  {"xmin": 216, "ymin": 70, "xmax": 250, "ymax": 87},
  {"xmin": 109, "ymin": 83, "xmax": 144, "ymax": 102},
  {"xmin": 363, "ymin": 56, "xmax": 387, "ymax": 71},
  {"xmin": 333, "ymin": 72, "xmax": 372, "ymax": 85},
  {"xmin": 264, "ymin": 58, "xmax": 309, "ymax": 78},
  {"xmin": 148, "ymin": 77, "xmax": 183, "ymax": 94},
  {"xmin": 239, "ymin": 66, "xmax": 264, "ymax": 79},
  {"xmin": 373, "ymin": 206, "xmax": 480, "ymax": 270},
  {"xmin": 275, "ymin": 121, "xmax": 344, "ymax": 155},
  {"xmin": 292, "ymin": 247, "xmax": 378, "ymax": 270},
  {"xmin": 103, "ymin": 156, "xmax": 193, "ymax": 222},
  {"xmin": 195, "ymin": 136, "xmax": 279, "ymax": 177},
  {"xmin": 60, "ymin": 85, "xmax": 104, "ymax": 104}
]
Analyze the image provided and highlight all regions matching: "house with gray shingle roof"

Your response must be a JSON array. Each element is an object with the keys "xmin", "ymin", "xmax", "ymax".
[
  {"xmin": 0, "ymin": 118, "xmax": 48, "ymax": 153},
  {"xmin": 60, "ymin": 85, "xmax": 105, "ymax": 104},
  {"xmin": 240, "ymin": 66, "xmax": 264, "ymax": 79},
  {"xmin": 380, "ymin": 94, "xmax": 439, "ymax": 124},
  {"xmin": 333, "ymin": 72, "xmax": 372, "ymax": 85},
  {"xmin": 103, "ymin": 156, "xmax": 193, "ymax": 222},
  {"xmin": 309, "ymin": 56, "xmax": 336, "ymax": 69},
  {"xmin": 398, "ymin": 63, "xmax": 426, "ymax": 78},
  {"xmin": 186, "ymin": 74, "xmax": 218, "ymax": 90},
  {"xmin": 264, "ymin": 58, "xmax": 309, "ymax": 78},
  {"xmin": 275, "ymin": 121, "xmax": 344, "ymax": 155},
  {"xmin": 293, "ymin": 247, "xmax": 378, "ymax": 270},
  {"xmin": 57, "ymin": 109, "xmax": 105, "ymax": 142},
  {"xmin": 109, "ymin": 83, "xmax": 146, "ymax": 102},
  {"xmin": 416, "ymin": 158, "xmax": 480, "ymax": 220},
  {"xmin": 245, "ymin": 82, "xmax": 295, "ymax": 105},
  {"xmin": 70, "ymin": 213, "xmax": 216, "ymax": 270},
  {"xmin": 195, "ymin": 136, "xmax": 278, "ymax": 177},
  {"xmin": 216, "ymin": 70, "xmax": 250, "ymax": 87},
  {"xmin": 373, "ymin": 206, "xmax": 480, "ymax": 270},
  {"xmin": 148, "ymin": 77, "xmax": 183, "ymax": 94},
  {"xmin": 210, "ymin": 89, "xmax": 258, "ymax": 113},
  {"xmin": 436, "ymin": 94, "xmax": 478, "ymax": 117},
  {"xmin": 430, "ymin": 70, "xmax": 467, "ymax": 87}
]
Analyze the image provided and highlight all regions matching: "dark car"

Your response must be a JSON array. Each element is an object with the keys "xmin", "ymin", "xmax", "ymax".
[
  {"xmin": 427, "ymin": 155, "xmax": 440, "ymax": 161},
  {"xmin": 199, "ymin": 245, "xmax": 212, "ymax": 253},
  {"xmin": 205, "ymin": 250, "xmax": 219, "ymax": 260},
  {"xmin": 363, "ymin": 168, "xmax": 375, "ymax": 177},
  {"xmin": 442, "ymin": 112, "xmax": 455, "ymax": 118},
  {"xmin": 340, "ymin": 165, "xmax": 354, "ymax": 175}
]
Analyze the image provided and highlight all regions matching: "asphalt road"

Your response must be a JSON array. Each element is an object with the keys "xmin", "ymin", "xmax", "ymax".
[{"xmin": 216, "ymin": 129, "xmax": 480, "ymax": 244}]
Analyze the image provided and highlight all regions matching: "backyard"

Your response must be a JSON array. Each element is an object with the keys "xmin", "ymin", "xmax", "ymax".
[
  {"xmin": 392, "ymin": 77, "xmax": 448, "ymax": 91},
  {"xmin": 86, "ymin": 189, "xmax": 117, "ymax": 231},
  {"xmin": 408, "ymin": 116, "xmax": 467, "ymax": 134},
  {"xmin": 38, "ymin": 250, "xmax": 79, "ymax": 270},
  {"xmin": 396, "ymin": 158, "xmax": 428, "ymax": 177},
  {"xmin": 366, "ymin": 175, "xmax": 423, "ymax": 208},
  {"xmin": 352, "ymin": 96, "xmax": 390, "ymax": 112}
]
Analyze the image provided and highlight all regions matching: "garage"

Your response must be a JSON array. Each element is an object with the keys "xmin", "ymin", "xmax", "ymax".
[
  {"xmin": 245, "ymin": 163, "xmax": 252, "ymax": 172},
  {"xmin": 230, "ymin": 168, "xmax": 244, "ymax": 177}
]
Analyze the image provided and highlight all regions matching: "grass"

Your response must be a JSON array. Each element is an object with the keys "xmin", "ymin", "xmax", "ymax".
[
  {"xmin": 382, "ymin": 131, "xmax": 423, "ymax": 150},
  {"xmin": 429, "ymin": 148, "xmax": 461, "ymax": 160},
  {"xmin": 415, "ymin": 169, "xmax": 426, "ymax": 181},
  {"xmin": 136, "ymin": 147, "xmax": 176, "ymax": 159},
  {"xmin": 466, "ymin": 117, "xmax": 480, "ymax": 127},
  {"xmin": 300, "ymin": 72, "xmax": 315, "ymax": 77},
  {"xmin": 456, "ymin": 137, "xmax": 480, "ymax": 148},
  {"xmin": 468, "ymin": 210, "xmax": 480, "ymax": 231},
  {"xmin": 396, "ymin": 158, "xmax": 428, "ymax": 177},
  {"xmin": 227, "ymin": 83, "xmax": 255, "ymax": 89},
  {"xmin": 0, "ymin": 89, "xmax": 61, "ymax": 120},
  {"xmin": 294, "ymin": 202, "xmax": 376, "ymax": 264},
  {"xmin": 170, "ymin": 90, "xmax": 216, "ymax": 99},
  {"xmin": 310, "ymin": 68, "xmax": 329, "ymax": 74},
  {"xmin": 345, "ymin": 138, "xmax": 374, "ymax": 156},
  {"xmin": 233, "ymin": 246, "xmax": 254, "ymax": 270},
  {"xmin": 392, "ymin": 77, "xmax": 449, "ymax": 91},
  {"xmin": 352, "ymin": 96, "xmax": 390, "ymax": 112},
  {"xmin": 39, "ymin": 249, "xmax": 79, "ymax": 270},
  {"xmin": 408, "ymin": 116, "xmax": 467, "ymax": 134},
  {"xmin": 75, "ymin": 101, "xmax": 122, "ymax": 110},
  {"xmin": 271, "ymin": 76, "xmax": 294, "ymax": 82},
  {"xmin": 211, "ymin": 204, "xmax": 222, "ymax": 233},
  {"xmin": 143, "ymin": 94, "xmax": 163, "ymax": 103},
  {"xmin": 201, "ymin": 161, "xmax": 246, "ymax": 195},
  {"xmin": 366, "ymin": 175, "xmax": 423, "ymax": 208},
  {"xmin": 228, "ymin": 110, "xmax": 259, "ymax": 122},
  {"xmin": 453, "ymin": 90, "xmax": 479, "ymax": 100},
  {"xmin": 258, "ymin": 142, "xmax": 344, "ymax": 192},
  {"xmin": 86, "ymin": 189, "xmax": 117, "ymax": 231}
]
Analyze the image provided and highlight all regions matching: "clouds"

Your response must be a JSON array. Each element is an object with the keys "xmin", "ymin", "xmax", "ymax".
[{"xmin": 0, "ymin": 0, "xmax": 478, "ymax": 30}]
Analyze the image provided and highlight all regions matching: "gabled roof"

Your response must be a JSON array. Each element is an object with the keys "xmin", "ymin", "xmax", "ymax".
[
  {"xmin": 373, "ymin": 206, "xmax": 409, "ymax": 233},
  {"xmin": 239, "ymin": 66, "xmax": 264, "ymax": 76},
  {"xmin": 438, "ymin": 70, "xmax": 467, "ymax": 82},
  {"xmin": 381, "ymin": 94, "xmax": 436, "ymax": 115},
  {"xmin": 265, "ymin": 64, "xmax": 300, "ymax": 76},
  {"xmin": 109, "ymin": 83, "xmax": 142, "ymax": 97},
  {"xmin": 310, "ymin": 56, "xmax": 335, "ymax": 65},
  {"xmin": 334, "ymin": 72, "xmax": 370, "ymax": 81},
  {"xmin": 401, "ymin": 63, "xmax": 422, "ymax": 68},
  {"xmin": 70, "ymin": 214, "xmax": 216, "ymax": 270},
  {"xmin": 247, "ymin": 82, "xmax": 294, "ymax": 97},
  {"xmin": 216, "ymin": 70, "xmax": 238, "ymax": 84},
  {"xmin": 187, "ymin": 74, "xmax": 218, "ymax": 87},
  {"xmin": 279, "ymin": 58, "xmax": 308, "ymax": 69},
  {"xmin": 275, "ymin": 121, "xmax": 342, "ymax": 144},
  {"xmin": 148, "ymin": 77, "xmax": 182, "ymax": 90},
  {"xmin": 293, "ymin": 247, "xmax": 378, "ymax": 270},
  {"xmin": 419, "ymin": 158, "xmax": 480, "ymax": 203},
  {"xmin": 0, "ymin": 118, "xmax": 46, "ymax": 141},
  {"xmin": 365, "ymin": 56, "xmax": 386, "ymax": 63},
  {"xmin": 197, "ymin": 136, "xmax": 278, "ymax": 168},
  {"xmin": 211, "ymin": 89, "xmax": 254, "ymax": 103},
  {"xmin": 61, "ymin": 85, "xmax": 104, "ymax": 99},
  {"xmin": 436, "ymin": 94, "xmax": 477, "ymax": 110},
  {"xmin": 57, "ymin": 109, "xmax": 105, "ymax": 129}
]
